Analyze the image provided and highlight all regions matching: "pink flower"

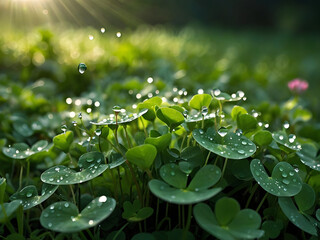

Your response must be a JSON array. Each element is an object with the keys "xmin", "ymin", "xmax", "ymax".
[{"xmin": 288, "ymin": 79, "xmax": 308, "ymax": 94}]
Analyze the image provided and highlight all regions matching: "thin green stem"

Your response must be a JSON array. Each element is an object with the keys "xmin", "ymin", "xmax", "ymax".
[
  {"xmin": 139, "ymin": 222, "xmax": 143, "ymax": 232},
  {"xmin": 18, "ymin": 165, "xmax": 24, "ymax": 191},
  {"xmin": 117, "ymin": 168, "xmax": 123, "ymax": 202},
  {"xmin": 26, "ymin": 160, "xmax": 30, "ymax": 185},
  {"xmin": 187, "ymin": 133, "xmax": 192, "ymax": 147},
  {"xmin": 245, "ymin": 183, "xmax": 258, "ymax": 208},
  {"xmin": 256, "ymin": 192, "xmax": 268, "ymax": 212},
  {"xmin": 204, "ymin": 151, "xmax": 211, "ymax": 166},
  {"xmin": 180, "ymin": 134, "xmax": 187, "ymax": 152},
  {"xmin": 124, "ymin": 126, "xmax": 132, "ymax": 148},
  {"xmin": 183, "ymin": 205, "xmax": 193, "ymax": 240},
  {"xmin": 125, "ymin": 161, "xmax": 143, "ymax": 202},
  {"xmin": 69, "ymin": 185, "xmax": 76, "ymax": 204},
  {"xmin": 221, "ymin": 158, "xmax": 228, "ymax": 179},
  {"xmin": 112, "ymin": 223, "xmax": 129, "ymax": 240},
  {"xmin": 155, "ymin": 198, "xmax": 159, "ymax": 229},
  {"xmin": 178, "ymin": 205, "xmax": 181, "ymax": 228},
  {"xmin": 145, "ymin": 169, "xmax": 153, "ymax": 179},
  {"xmin": 140, "ymin": 118, "xmax": 148, "ymax": 137},
  {"xmin": 182, "ymin": 205, "xmax": 185, "ymax": 228},
  {"xmin": 85, "ymin": 229, "xmax": 94, "ymax": 239}
]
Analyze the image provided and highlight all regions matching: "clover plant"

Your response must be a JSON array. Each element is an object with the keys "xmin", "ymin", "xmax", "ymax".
[{"xmin": 1, "ymin": 82, "xmax": 319, "ymax": 240}]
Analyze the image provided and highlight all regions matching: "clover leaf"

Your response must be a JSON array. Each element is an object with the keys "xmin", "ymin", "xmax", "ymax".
[
  {"xmin": 40, "ymin": 196, "xmax": 116, "ymax": 232},
  {"xmin": 156, "ymin": 107, "xmax": 184, "ymax": 131},
  {"xmin": 278, "ymin": 197, "xmax": 317, "ymax": 236},
  {"xmin": 149, "ymin": 164, "xmax": 221, "ymax": 204},
  {"xmin": 122, "ymin": 199, "xmax": 153, "ymax": 222},
  {"xmin": 297, "ymin": 144, "xmax": 320, "ymax": 171},
  {"xmin": 3, "ymin": 140, "xmax": 48, "ymax": 160},
  {"xmin": 90, "ymin": 109, "xmax": 148, "ymax": 126},
  {"xmin": 194, "ymin": 198, "xmax": 264, "ymax": 240},
  {"xmin": 53, "ymin": 131, "xmax": 74, "ymax": 153},
  {"xmin": 250, "ymin": 159, "xmax": 302, "ymax": 197},
  {"xmin": 126, "ymin": 144, "xmax": 157, "ymax": 171},
  {"xmin": 272, "ymin": 131, "xmax": 301, "ymax": 151},
  {"xmin": 188, "ymin": 94, "xmax": 212, "ymax": 110},
  {"xmin": 0, "ymin": 200, "xmax": 22, "ymax": 223},
  {"xmin": 193, "ymin": 127, "xmax": 256, "ymax": 160},
  {"xmin": 41, "ymin": 151, "xmax": 108, "ymax": 185}
]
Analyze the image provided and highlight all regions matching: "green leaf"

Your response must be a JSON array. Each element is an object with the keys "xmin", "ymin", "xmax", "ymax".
[
  {"xmin": 231, "ymin": 106, "xmax": 247, "ymax": 121},
  {"xmin": 126, "ymin": 144, "xmax": 157, "ymax": 170},
  {"xmin": 187, "ymin": 165, "xmax": 221, "ymax": 191},
  {"xmin": 0, "ymin": 200, "xmax": 21, "ymax": 223},
  {"xmin": 145, "ymin": 133, "xmax": 172, "ymax": 151},
  {"xmin": 215, "ymin": 197, "xmax": 240, "ymax": 226},
  {"xmin": 13, "ymin": 120, "xmax": 34, "ymax": 137},
  {"xmin": 294, "ymin": 183, "xmax": 315, "ymax": 212},
  {"xmin": 278, "ymin": 197, "xmax": 317, "ymax": 236},
  {"xmin": 90, "ymin": 109, "xmax": 148, "ymax": 126},
  {"xmin": 156, "ymin": 107, "xmax": 184, "ymax": 131},
  {"xmin": 41, "ymin": 151, "xmax": 108, "ymax": 185},
  {"xmin": 40, "ymin": 196, "xmax": 116, "ymax": 233},
  {"xmin": 0, "ymin": 178, "xmax": 6, "ymax": 204},
  {"xmin": 148, "ymin": 179, "xmax": 221, "ymax": 205},
  {"xmin": 261, "ymin": 220, "xmax": 283, "ymax": 239},
  {"xmin": 132, "ymin": 233, "xmax": 156, "ymax": 240},
  {"xmin": 188, "ymin": 94, "xmax": 212, "ymax": 110},
  {"xmin": 160, "ymin": 163, "xmax": 188, "ymax": 189},
  {"xmin": 230, "ymin": 160, "xmax": 252, "ymax": 180},
  {"xmin": 272, "ymin": 131, "xmax": 301, "ymax": 151},
  {"xmin": 253, "ymin": 130, "xmax": 273, "ymax": 146},
  {"xmin": 250, "ymin": 159, "xmax": 302, "ymax": 197},
  {"xmin": 138, "ymin": 97, "xmax": 162, "ymax": 121},
  {"xmin": 237, "ymin": 114, "xmax": 257, "ymax": 133},
  {"xmin": 179, "ymin": 146, "xmax": 205, "ymax": 174},
  {"xmin": 3, "ymin": 140, "xmax": 48, "ymax": 160},
  {"xmin": 10, "ymin": 184, "xmax": 58, "ymax": 210},
  {"xmin": 297, "ymin": 144, "xmax": 320, "ymax": 171},
  {"xmin": 193, "ymin": 127, "xmax": 256, "ymax": 160},
  {"xmin": 53, "ymin": 131, "xmax": 74, "ymax": 153},
  {"xmin": 194, "ymin": 202, "xmax": 264, "ymax": 240}
]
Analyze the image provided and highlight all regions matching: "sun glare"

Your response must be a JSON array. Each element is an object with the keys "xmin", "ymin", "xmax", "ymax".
[{"xmin": 1, "ymin": 0, "xmax": 141, "ymax": 29}]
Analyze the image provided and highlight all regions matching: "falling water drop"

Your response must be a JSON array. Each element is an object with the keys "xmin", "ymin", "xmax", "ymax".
[
  {"xmin": 95, "ymin": 129, "xmax": 102, "ymax": 136},
  {"xmin": 61, "ymin": 125, "xmax": 67, "ymax": 133},
  {"xmin": 201, "ymin": 106, "xmax": 208, "ymax": 116},
  {"xmin": 78, "ymin": 63, "xmax": 87, "ymax": 74}
]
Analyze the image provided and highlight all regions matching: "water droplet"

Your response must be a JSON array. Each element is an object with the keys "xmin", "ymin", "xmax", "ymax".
[
  {"xmin": 238, "ymin": 150, "xmax": 245, "ymax": 154},
  {"xmin": 78, "ymin": 112, "xmax": 82, "ymax": 119},
  {"xmin": 116, "ymin": 32, "xmax": 122, "ymax": 38},
  {"xmin": 282, "ymin": 173, "xmax": 288, "ymax": 177},
  {"xmin": 289, "ymin": 172, "xmax": 294, "ymax": 176},
  {"xmin": 195, "ymin": 188, "xmax": 199, "ymax": 192},
  {"xmin": 61, "ymin": 124, "xmax": 67, "ymax": 133},
  {"xmin": 201, "ymin": 106, "xmax": 208, "ymax": 116},
  {"xmin": 237, "ymin": 90, "xmax": 245, "ymax": 98},
  {"xmin": 183, "ymin": 110, "xmax": 188, "ymax": 118},
  {"xmin": 49, "ymin": 178, "xmax": 54, "ymax": 182},
  {"xmin": 255, "ymin": 171, "xmax": 260, "ymax": 176},
  {"xmin": 279, "ymin": 135, "xmax": 284, "ymax": 140},
  {"xmin": 50, "ymin": 206, "xmax": 55, "ymax": 210},
  {"xmin": 241, "ymin": 141, "xmax": 247, "ymax": 145},
  {"xmin": 64, "ymin": 203, "xmax": 69, "ymax": 208},
  {"xmin": 89, "ymin": 220, "xmax": 94, "ymax": 225},
  {"xmin": 100, "ymin": 27, "xmax": 105, "ymax": 33},
  {"xmin": 99, "ymin": 196, "xmax": 107, "ymax": 203},
  {"xmin": 48, "ymin": 223, "xmax": 52, "ymax": 227},
  {"xmin": 170, "ymin": 171, "xmax": 175, "ymax": 176},
  {"xmin": 283, "ymin": 121, "xmax": 290, "ymax": 129},
  {"xmin": 218, "ymin": 128, "xmax": 228, "ymax": 137},
  {"xmin": 95, "ymin": 129, "xmax": 102, "ymax": 136},
  {"xmin": 282, "ymin": 179, "xmax": 290, "ymax": 185},
  {"xmin": 78, "ymin": 63, "xmax": 87, "ymax": 74},
  {"xmin": 236, "ymin": 129, "xmax": 243, "ymax": 136},
  {"xmin": 26, "ymin": 192, "xmax": 33, "ymax": 198},
  {"xmin": 212, "ymin": 89, "xmax": 221, "ymax": 96},
  {"xmin": 55, "ymin": 167, "xmax": 60, "ymax": 172},
  {"xmin": 44, "ymin": 213, "xmax": 49, "ymax": 217},
  {"xmin": 112, "ymin": 105, "xmax": 122, "ymax": 113},
  {"xmin": 86, "ymin": 158, "xmax": 94, "ymax": 163},
  {"xmin": 279, "ymin": 167, "xmax": 284, "ymax": 172},
  {"xmin": 71, "ymin": 216, "xmax": 77, "ymax": 222}
]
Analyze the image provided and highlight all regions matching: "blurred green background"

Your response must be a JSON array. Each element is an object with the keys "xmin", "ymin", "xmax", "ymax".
[{"xmin": 0, "ymin": 0, "xmax": 319, "ymax": 125}]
